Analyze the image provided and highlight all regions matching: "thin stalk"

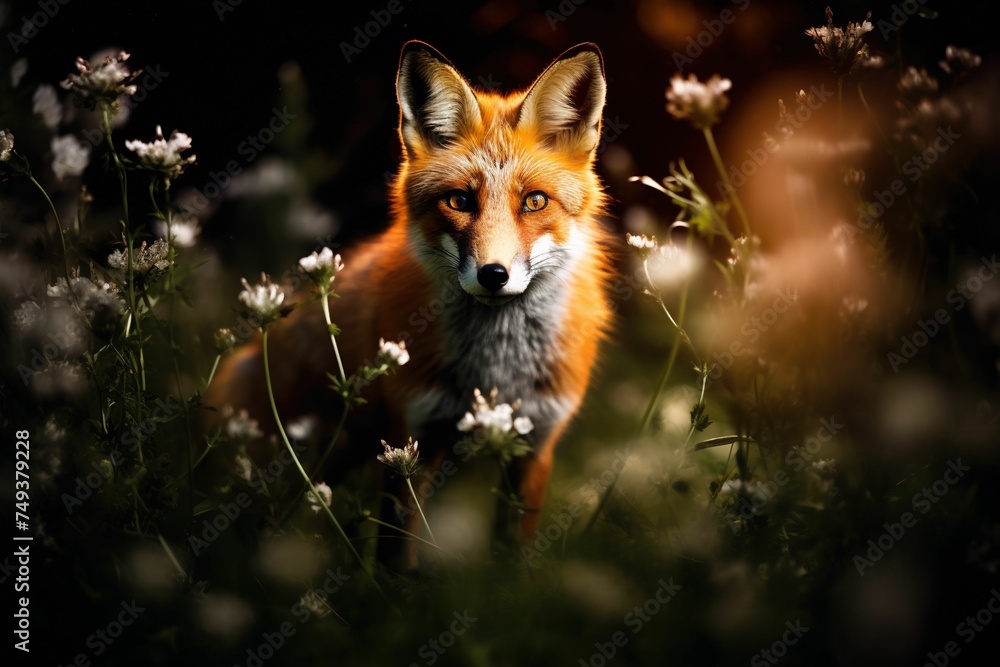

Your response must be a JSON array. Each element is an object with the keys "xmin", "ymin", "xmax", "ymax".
[
  {"xmin": 262, "ymin": 330, "xmax": 385, "ymax": 598},
  {"xmin": 703, "ymin": 127, "xmax": 752, "ymax": 237},
  {"xmin": 405, "ymin": 477, "xmax": 436, "ymax": 545},
  {"xmin": 365, "ymin": 516, "xmax": 461, "ymax": 561},
  {"xmin": 28, "ymin": 175, "xmax": 74, "ymax": 288},
  {"xmin": 320, "ymin": 293, "xmax": 347, "ymax": 384}
]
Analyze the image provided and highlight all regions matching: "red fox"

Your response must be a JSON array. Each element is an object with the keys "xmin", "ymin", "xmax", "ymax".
[{"xmin": 207, "ymin": 41, "xmax": 614, "ymax": 543}]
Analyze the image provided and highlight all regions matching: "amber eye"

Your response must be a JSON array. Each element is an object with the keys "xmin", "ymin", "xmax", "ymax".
[
  {"xmin": 445, "ymin": 191, "xmax": 473, "ymax": 211},
  {"xmin": 523, "ymin": 191, "xmax": 549, "ymax": 212}
]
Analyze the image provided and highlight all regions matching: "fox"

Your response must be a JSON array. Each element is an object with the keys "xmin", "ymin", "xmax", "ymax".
[{"xmin": 206, "ymin": 40, "xmax": 614, "ymax": 546}]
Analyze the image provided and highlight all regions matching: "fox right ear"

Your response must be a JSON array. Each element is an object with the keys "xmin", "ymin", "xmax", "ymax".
[{"xmin": 396, "ymin": 41, "xmax": 482, "ymax": 155}]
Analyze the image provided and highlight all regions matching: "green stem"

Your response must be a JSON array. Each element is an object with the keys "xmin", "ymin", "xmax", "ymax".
[
  {"xmin": 703, "ymin": 127, "xmax": 752, "ymax": 237},
  {"xmin": 320, "ymin": 292, "xmax": 347, "ymax": 384},
  {"xmin": 405, "ymin": 477, "xmax": 436, "ymax": 545},
  {"xmin": 263, "ymin": 330, "xmax": 385, "ymax": 598},
  {"xmin": 28, "ymin": 175, "xmax": 74, "ymax": 288},
  {"xmin": 365, "ymin": 516, "xmax": 460, "ymax": 561},
  {"xmin": 203, "ymin": 354, "xmax": 222, "ymax": 392}
]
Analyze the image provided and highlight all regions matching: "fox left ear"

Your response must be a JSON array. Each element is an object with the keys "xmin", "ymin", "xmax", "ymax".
[{"xmin": 517, "ymin": 43, "xmax": 607, "ymax": 155}]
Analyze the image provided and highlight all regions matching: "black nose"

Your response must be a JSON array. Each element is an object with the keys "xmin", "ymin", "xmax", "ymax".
[{"xmin": 477, "ymin": 264, "xmax": 509, "ymax": 293}]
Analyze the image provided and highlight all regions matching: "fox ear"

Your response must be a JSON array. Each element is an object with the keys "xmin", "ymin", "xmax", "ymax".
[
  {"xmin": 517, "ymin": 43, "xmax": 607, "ymax": 155},
  {"xmin": 396, "ymin": 41, "xmax": 481, "ymax": 154}
]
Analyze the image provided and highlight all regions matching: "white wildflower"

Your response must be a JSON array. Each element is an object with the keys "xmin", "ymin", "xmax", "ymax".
[
  {"xmin": 126, "ymin": 125, "xmax": 196, "ymax": 181},
  {"xmin": 306, "ymin": 482, "xmax": 333, "ymax": 513},
  {"xmin": 297, "ymin": 591, "xmax": 330, "ymax": 619},
  {"xmin": 51, "ymin": 135, "xmax": 91, "ymax": 180},
  {"xmin": 222, "ymin": 406, "xmax": 263, "ymax": 442},
  {"xmin": 377, "ymin": 338, "xmax": 409, "ymax": 367},
  {"xmin": 626, "ymin": 232, "xmax": 657, "ymax": 259},
  {"xmin": 665, "ymin": 74, "xmax": 732, "ymax": 129},
  {"xmin": 377, "ymin": 438, "xmax": 421, "ymax": 477},
  {"xmin": 33, "ymin": 85, "xmax": 62, "ymax": 130},
  {"xmin": 215, "ymin": 328, "xmax": 237, "ymax": 353},
  {"xmin": 12, "ymin": 301, "xmax": 43, "ymax": 329},
  {"xmin": 811, "ymin": 459, "xmax": 837, "ymax": 477},
  {"xmin": 0, "ymin": 130, "xmax": 13, "ymax": 162},
  {"xmin": 234, "ymin": 455, "xmax": 253, "ymax": 483},
  {"xmin": 299, "ymin": 247, "xmax": 344, "ymax": 291},
  {"xmin": 939, "ymin": 46, "xmax": 981, "ymax": 76},
  {"xmin": 647, "ymin": 242, "xmax": 701, "ymax": 290},
  {"xmin": 286, "ymin": 415, "xmax": 318, "ymax": 442},
  {"xmin": 898, "ymin": 67, "xmax": 939, "ymax": 98},
  {"xmin": 45, "ymin": 277, "xmax": 124, "ymax": 324},
  {"xmin": 238, "ymin": 273, "xmax": 285, "ymax": 327},
  {"xmin": 60, "ymin": 50, "xmax": 138, "ymax": 110},
  {"xmin": 108, "ymin": 238, "xmax": 172, "ymax": 275},
  {"xmin": 456, "ymin": 388, "xmax": 534, "ymax": 463},
  {"xmin": 805, "ymin": 7, "xmax": 874, "ymax": 75},
  {"xmin": 11, "ymin": 58, "xmax": 28, "ymax": 88},
  {"xmin": 155, "ymin": 216, "xmax": 200, "ymax": 248}
]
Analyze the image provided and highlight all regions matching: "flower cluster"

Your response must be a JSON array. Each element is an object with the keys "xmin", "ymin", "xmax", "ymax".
[
  {"xmin": 108, "ymin": 239, "xmax": 172, "ymax": 276},
  {"xmin": 377, "ymin": 437, "xmax": 421, "ymax": 478},
  {"xmin": 0, "ymin": 130, "xmax": 13, "ymax": 162},
  {"xmin": 939, "ymin": 45, "xmax": 981, "ymax": 77},
  {"xmin": 626, "ymin": 233, "xmax": 657, "ymax": 260},
  {"xmin": 126, "ymin": 126, "xmax": 196, "ymax": 182},
  {"xmin": 60, "ymin": 51, "xmax": 138, "ymax": 111},
  {"xmin": 377, "ymin": 338, "xmax": 410, "ymax": 368},
  {"xmin": 456, "ymin": 387, "xmax": 533, "ymax": 463},
  {"xmin": 222, "ymin": 406, "xmax": 263, "ymax": 443},
  {"xmin": 238, "ymin": 273, "xmax": 286, "ymax": 328},
  {"xmin": 299, "ymin": 247, "xmax": 344, "ymax": 292},
  {"xmin": 666, "ymin": 74, "xmax": 732, "ymax": 129},
  {"xmin": 51, "ymin": 135, "xmax": 91, "ymax": 181},
  {"xmin": 306, "ymin": 482, "xmax": 333, "ymax": 513},
  {"xmin": 155, "ymin": 216, "xmax": 201, "ymax": 248},
  {"xmin": 804, "ymin": 7, "xmax": 874, "ymax": 75}
]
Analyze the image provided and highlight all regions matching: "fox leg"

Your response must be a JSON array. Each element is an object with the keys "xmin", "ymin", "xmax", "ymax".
[{"xmin": 495, "ymin": 418, "xmax": 569, "ymax": 544}]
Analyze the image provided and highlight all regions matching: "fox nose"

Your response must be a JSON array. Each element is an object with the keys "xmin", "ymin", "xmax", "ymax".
[{"xmin": 477, "ymin": 264, "xmax": 509, "ymax": 293}]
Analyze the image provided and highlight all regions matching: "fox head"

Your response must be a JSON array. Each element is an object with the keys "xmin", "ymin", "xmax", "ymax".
[{"xmin": 393, "ymin": 41, "xmax": 608, "ymax": 306}]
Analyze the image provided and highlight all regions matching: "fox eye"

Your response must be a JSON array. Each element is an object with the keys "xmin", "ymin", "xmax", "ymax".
[
  {"xmin": 445, "ymin": 191, "xmax": 473, "ymax": 212},
  {"xmin": 523, "ymin": 191, "xmax": 549, "ymax": 212}
]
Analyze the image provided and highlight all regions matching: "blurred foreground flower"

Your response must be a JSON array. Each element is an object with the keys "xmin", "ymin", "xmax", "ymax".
[
  {"xmin": 0, "ymin": 130, "xmax": 13, "ymax": 161},
  {"xmin": 306, "ymin": 482, "xmax": 333, "ymax": 513},
  {"xmin": 51, "ymin": 135, "xmax": 91, "ymax": 180},
  {"xmin": 457, "ymin": 388, "xmax": 533, "ymax": 463},
  {"xmin": 666, "ymin": 73, "xmax": 732, "ymax": 129},
  {"xmin": 155, "ymin": 216, "xmax": 200, "ymax": 248},
  {"xmin": 238, "ymin": 273, "xmax": 285, "ymax": 328},
  {"xmin": 377, "ymin": 338, "xmax": 409, "ymax": 368},
  {"xmin": 126, "ymin": 126, "xmax": 196, "ymax": 182},
  {"xmin": 377, "ymin": 437, "xmax": 421, "ymax": 477},
  {"xmin": 108, "ymin": 238, "xmax": 172, "ymax": 275},
  {"xmin": 221, "ymin": 406, "xmax": 263, "ymax": 443},
  {"xmin": 60, "ymin": 50, "xmax": 138, "ymax": 111},
  {"xmin": 805, "ymin": 7, "xmax": 873, "ymax": 75},
  {"xmin": 939, "ymin": 45, "xmax": 981, "ymax": 76}
]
